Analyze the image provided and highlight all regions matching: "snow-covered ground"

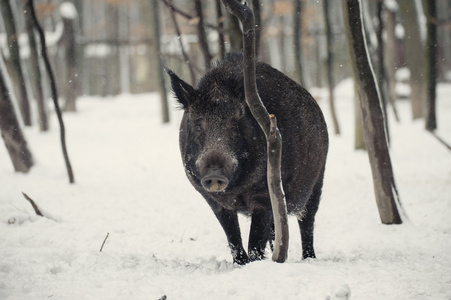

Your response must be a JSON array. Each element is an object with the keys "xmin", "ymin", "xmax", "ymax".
[{"xmin": 1, "ymin": 80, "xmax": 450, "ymax": 299}]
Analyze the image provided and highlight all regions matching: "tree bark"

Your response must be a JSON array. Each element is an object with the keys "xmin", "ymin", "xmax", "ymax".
[
  {"xmin": 424, "ymin": 0, "xmax": 437, "ymax": 131},
  {"xmin": 374, "ymin": 0, "xmax": 390, "ymax": 143},
  {"xmin": 398, "ymin": 0, "xmax": 426, "ymax": 120},
  {"xmin": 323, "ymin": 0, "xmax": 340, "ymax": 135},
  {"xmin": 23, "ymin": 0, "xmax": 48, "ymax": 131},
  {"xmin": 105, "ymin": 3, "xmax": 120, "ymax": 96},
  {"xmin": 342, "ymin": 0, "xmax": 404, "ymax": 225},
  {"xmin": 353, "ymin": 81, "xmax": 366, "ymax": 150},
  {"xmin": 60, "ymin": 4, "xmax": 79, "ymax": 112},
  {"xmin": 293, "ymin": 0, "xmax": 304, "ymax": 86},
  {"xmin": 0, "ymin": 61, "xmax": 33, "ymax": 173},
  {"xmin": 27, "ymin": 0, "xmax": 75, "ymax": 184},
  {"xmin": 151, "ymin": 0, "xmax": 170, "ymax": 123},
  {"xmin": 221, "ymin": 0, "xmax": 289, "ymax": 263},
  {"xmin": 215, "ymin": 0, "xmax": 226, "ymax": 60},
  {"xmin": 0, "ymin": 0, "xmax": 31, "ymax": 126},
  {"xmin": 383, "ymin": 4, "xmax": 400, "ymax": 122}
]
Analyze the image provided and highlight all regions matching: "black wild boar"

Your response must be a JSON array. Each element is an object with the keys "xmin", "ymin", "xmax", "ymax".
[{"xmin": 168, "ymin": 53, "xmax": 328, "ymax": 265}]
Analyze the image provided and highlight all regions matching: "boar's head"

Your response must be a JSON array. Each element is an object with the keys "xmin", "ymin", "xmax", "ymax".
[{"xmin": 168, "ymin": 68, "xmax": 265, "ymax": 195}]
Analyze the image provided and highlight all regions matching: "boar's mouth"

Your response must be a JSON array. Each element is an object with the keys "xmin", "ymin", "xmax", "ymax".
[{"xmin": 201, "ymin": 168, "xmax": 229, "ymax": 192}]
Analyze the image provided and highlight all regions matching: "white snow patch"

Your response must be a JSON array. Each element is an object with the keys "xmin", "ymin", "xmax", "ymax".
[{"xmin": 60, "ymin": 2, "xmax": 78, "ymax": 19}]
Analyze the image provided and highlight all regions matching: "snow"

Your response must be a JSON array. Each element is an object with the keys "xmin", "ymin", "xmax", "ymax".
[
  {"xmin": 1, "ymin": 81, "xmax": 451, "ymax": 299},
  {"xmin": 60, "ymin": 2, "xmax": 78, "ymax": 20}
]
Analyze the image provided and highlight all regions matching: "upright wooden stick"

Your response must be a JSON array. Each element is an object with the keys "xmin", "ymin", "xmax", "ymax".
[{"xmin": 220, "ymin": 0, "xmax": 289, "ymax": 263}]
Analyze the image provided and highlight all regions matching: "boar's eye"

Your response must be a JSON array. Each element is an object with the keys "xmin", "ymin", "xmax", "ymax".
[
  {"xmin": 195, "ymin": 124, "xmax": 203, "ymax": 132},
  {"xmin": 193, "ymin": 121, "xmax": 205, "ymax": 134},
  {"xmin": 230, "ymin": 121, "xmax": 240, "ymax": 135}
]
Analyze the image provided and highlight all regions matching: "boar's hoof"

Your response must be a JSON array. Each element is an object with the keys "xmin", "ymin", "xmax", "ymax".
[{"xmin": 201, "ymin": 169, "xmax": 229, "ymax": 192}]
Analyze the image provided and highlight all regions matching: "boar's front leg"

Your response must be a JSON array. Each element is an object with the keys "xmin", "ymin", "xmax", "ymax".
[
  {"xmin": 248, "ymin": 209, "xmax": 273, "ymax": 261},
  {"xmin": 206, "ymin": 199, "xmax": 249, "ymax": 265}
]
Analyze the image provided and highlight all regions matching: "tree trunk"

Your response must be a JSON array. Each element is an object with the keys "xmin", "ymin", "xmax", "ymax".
[
  {"xmin": 151, "ymin": 0, "xmax": 170, "ymax": 123},
  {"xmin": 216, "ymin": 0, "xmax": 226, "ymax": 60},
  {"xmin": 0, "ymin": 61, "xmax": 33, "ymax": 173},
  {"xmin": 0, "ymin": 0, "xmax": 31, "ymax": 126},
  {"xmin": 424, "ymin": 0, "xmax": 437, "ymax": 131},
  {"xmin": 221, "ymin": 0, "xmax": 289, "ymax": 263},
  {"xmin": 398, "ymin": 0, "xmax": 426, "ymax": 120},
  {"xmin": 374, "ymin": 0, "xmax": 390, "ymax": 143},
  {"xmin": 383, "ymin": 4, "xmax": 400, "ymax": 122},
  {"xmin": 293, "ymin": 0, "xmax": 304, "ymax": 86},
  {"xmin": 60, "ymin": 3, "xmax": 79, "ymax": 112},
  {"xmin": 23, "ymin": 0, "xmax": 48, "ymax": 131},
  {"xmin": 342, "ymin": 0, "xmax": 404, "ymax": 225},
  {"xmin": 105, "ymin": 3, "xmax": 121, "ymax": 96},
  {"xmin": 323, "ymin": 0, "xmax": 340, "ymax": 135},
  {"xmin": 354, "ymin": 81, "xmax": 366, "ymax": 150}
]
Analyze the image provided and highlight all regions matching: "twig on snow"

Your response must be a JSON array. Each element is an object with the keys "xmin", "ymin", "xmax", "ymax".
[
  {"xmin": 100, "ymin": 232, "xmax": 110, "ymax": 252},
  {"xmin": 22, "ymin": 192, "xmax": 44, "ymax": 217}
]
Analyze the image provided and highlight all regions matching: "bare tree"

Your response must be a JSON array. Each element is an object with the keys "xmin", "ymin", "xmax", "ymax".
[
  {"xmin": 150, "ymin": 0, "xmax": 170, "ymax": 123},
  {"xmin": 0, "ymin": 0, "xmax": 31, "ymax": 126},
  {"xmin": 216, "ymin": 0, "xmax": 226, "ymax": 60},
  {"xmin": 23, "ymin": 0, "xmax": 48, "ymax": 131},
  {"xmin": 398, "ymin": 0, "xmax": 426, "ymax": 120},
  {"xmin": 424, "ymin": 0, "xmax": 437, "ymax": 131},
  {"xmin": 27, "ymin": 0, "xmax": 75, "ymax": 184},
  {"xmin": 323, "ymin": 0, "xmax": 340, "ymax": 135},
  {"xmin": 293, "ymin": 0, "xmax": 304, "ymax": 86},
  {"xmin": 383, "ymin": 2, "xmax": 399, "ymax": 122},
  {"xmin": 342, "ymin": 0, "xmax": 405, "ymax": 224},
  {"xmin": 0, "ymin": 59, "xmax": 33, "ymax": 173},
  {"xmin": 59, "ymin": 3, "xmax": 79, "ymax": 112}
]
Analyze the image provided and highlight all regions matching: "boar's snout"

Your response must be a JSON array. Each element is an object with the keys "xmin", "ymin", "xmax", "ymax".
[
  {"xmin": 201, "ymin": 168, "xmax": 229, "ymax": 192},
  {"xmin": 197, "ymin": 150, "xmax": 236, "ymax": 192}
]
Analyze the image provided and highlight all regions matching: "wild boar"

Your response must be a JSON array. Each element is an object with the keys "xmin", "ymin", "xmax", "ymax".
[{"xmin": 168, "ymin": 53, "xmax": 328, "ymax": 264}]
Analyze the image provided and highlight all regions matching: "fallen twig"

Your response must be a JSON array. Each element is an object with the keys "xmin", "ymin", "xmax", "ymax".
[
  {"xmin": 100, "ymin": 232, "xmax": 110, "ymax": 252},
  {"xmin": 22, "ymin": 192, "xmax": 43, "ymax": 217},
  {"xmin": 428, "ymin": 130, "xmax": 451, "ymax": 151}
]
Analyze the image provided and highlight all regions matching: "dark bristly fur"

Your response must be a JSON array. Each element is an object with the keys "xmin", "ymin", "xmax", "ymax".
[{"xmin": 168, "ymin": 53, "xmax": 328, "ymax": 264}]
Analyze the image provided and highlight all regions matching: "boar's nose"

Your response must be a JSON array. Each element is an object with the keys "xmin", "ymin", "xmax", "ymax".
[{"xmin": 201, "ymin": 168, "xmax": 229, "ymax": 192}]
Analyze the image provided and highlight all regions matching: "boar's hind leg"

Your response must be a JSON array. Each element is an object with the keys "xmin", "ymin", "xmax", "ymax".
[
  {"xmin": 209, "ymin": 203, "xmax": 249, "ymax": 265},
  {"xmin": 298, "ymin": 173, "xmax": 324, "ymax": 259},
  {"xmin": 248, "ymin": 209, "xmax": 274, "ymax": 261}
]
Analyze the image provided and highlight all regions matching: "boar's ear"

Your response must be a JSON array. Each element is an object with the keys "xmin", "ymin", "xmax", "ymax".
[{"xmin": 166, "ymin": 69, "xmax": 195, "ymax": 109}]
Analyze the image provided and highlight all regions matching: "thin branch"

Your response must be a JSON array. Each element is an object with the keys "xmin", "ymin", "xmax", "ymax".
[
  {"xmin": 168, "ymin": 0, "xmax": 196, "ymax": 84},
  {"xmin": 27, "ymin": 0, "xmax": 75, "ymax": 184},
  {"xmin": 428, "ymin": 130, "xmax": 451, "ymax": 151},
  {"xmin": 22, "ymin": 192, "xmax": 43, "ymax": 217},
  {"xmin": 159, "ymin": 0, "xmax": 221, "ymax": 32},
  {"xmin": 194, "ymin": 0, "xmax": 213, "ymax": 70},
  {"xmin": 100, "ymin": 232, "xmax": 110, "ymax": 252}
]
